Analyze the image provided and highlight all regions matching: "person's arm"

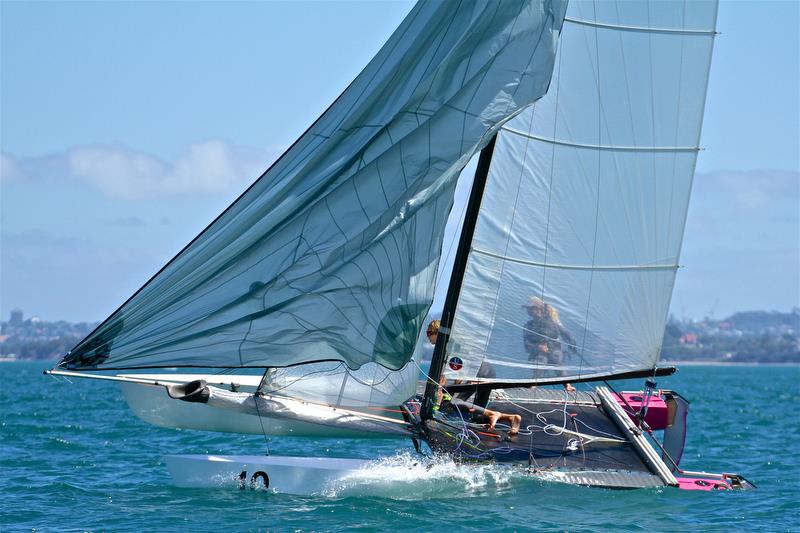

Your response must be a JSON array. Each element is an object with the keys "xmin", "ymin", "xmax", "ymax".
[
  {"xmin": 523, "ymin": 322, "xmax": 536, "ymax": 352},
  {"xmin": 558, "ymin": 324, "xmax": 576, "ymax": 354},
  {"xmin": 558, "ymin": 324, "xmax": 575, "ymax": 345}
]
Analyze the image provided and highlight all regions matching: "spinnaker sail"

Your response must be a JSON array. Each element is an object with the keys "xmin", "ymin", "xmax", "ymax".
[{"xmin": 60, "ymin": 0, "xmax": 569, "ymax": 374}]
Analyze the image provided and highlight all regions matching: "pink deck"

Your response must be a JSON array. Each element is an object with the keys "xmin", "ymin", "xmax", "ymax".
[
  {"xmin": 615, "ymin": 392, "xmax": 670, "ymax": 430},
  {"xmin": 676, "ymin": 476, "xmax": 731, "ymax": 491}
]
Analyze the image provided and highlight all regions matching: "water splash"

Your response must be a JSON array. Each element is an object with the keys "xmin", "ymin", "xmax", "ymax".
[{"xmin": 323, "ymin": 451, "xmax": 533, "ymax": 498}]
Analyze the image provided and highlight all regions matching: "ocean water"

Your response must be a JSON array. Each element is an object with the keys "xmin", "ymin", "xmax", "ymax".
[{"xmin": 1, "ymin": 362, "xmax": 797, "ymax": 532}]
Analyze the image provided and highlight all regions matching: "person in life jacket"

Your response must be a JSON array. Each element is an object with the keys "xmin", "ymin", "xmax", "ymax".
[{"xmin": 522, "ymin": 296, "xmax": 576, "ymax": 392}]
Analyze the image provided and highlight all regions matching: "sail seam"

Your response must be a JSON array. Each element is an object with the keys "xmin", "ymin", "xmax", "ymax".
[
  {"xmin": 501, "ymin": 126, "xmax": 699, "ymax": 152},
  {"xmin": 564, "ymin": 16, "xmax": 716, "ymax": 35},
  {"xmin": 471, "ymin": 247, "xmax": 677, "ymax": 271}
]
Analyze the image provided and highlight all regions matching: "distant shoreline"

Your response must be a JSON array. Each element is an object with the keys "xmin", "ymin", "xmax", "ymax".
[
  {"xmin": 2, "ymin": 358, "xmax": 798, "ymax": 368},
  {"xmin": 663, "ymin": 360, "xmax": 800, "ymax": 367}
]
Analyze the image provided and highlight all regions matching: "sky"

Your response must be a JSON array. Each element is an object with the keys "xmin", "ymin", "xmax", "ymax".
[{"xmin": 1, "ymin": 0, "xmax": 798, "ymax": 323}]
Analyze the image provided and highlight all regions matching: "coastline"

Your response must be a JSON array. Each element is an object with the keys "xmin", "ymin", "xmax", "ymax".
[
  {"xmin": 2, "ymin": 358, "xmax": 798, "ymax": 367},
  {"xmin": 662, "ymin": 360, "xmax": 800, "ymax": 367}
]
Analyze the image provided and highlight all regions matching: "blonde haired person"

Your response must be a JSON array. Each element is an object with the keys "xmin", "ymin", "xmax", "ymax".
[
  {"xmin": 523, "ymin": 296, "xmax": 576, "ymax": 392},
  {"xmin": 426, "ymin": 319, "xmax": 441, "ymax": 346}
]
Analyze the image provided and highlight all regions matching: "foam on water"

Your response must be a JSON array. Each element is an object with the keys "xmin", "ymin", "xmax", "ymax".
[{"xmin": 324, "ymin": 451, "xmax": 532, "ymax": 498}]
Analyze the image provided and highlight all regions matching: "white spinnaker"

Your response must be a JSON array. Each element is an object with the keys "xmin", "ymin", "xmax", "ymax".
[{"xmin": 446, "ymin": 0, "xmax": 718, "ymax": 382}]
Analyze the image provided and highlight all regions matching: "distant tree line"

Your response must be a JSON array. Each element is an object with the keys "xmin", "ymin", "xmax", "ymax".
[
  {"xmin": 661, "ymin": 310, "xmax": 800, "ymax": 363},
  {"xmin": 2, "ymin": 309, "xmax": 799, "ymax": 363},
  {"xmin": 0, "ymin": 334, "xmax": 86, "ymax": 360},
  {"xmin": 0, "ymin": 313, "xmax": 96, "ymax": 360}
]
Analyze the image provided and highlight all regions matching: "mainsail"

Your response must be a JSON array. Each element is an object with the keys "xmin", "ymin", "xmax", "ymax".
[
  {"xmin": 59, "ymin": 1, "xmax": 569, "ymax": 373},
  {"xmin": 440, "ymin": 0, "xmax": 718, "ymax": 384}
]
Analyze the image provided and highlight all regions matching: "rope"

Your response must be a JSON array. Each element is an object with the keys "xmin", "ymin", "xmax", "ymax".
[{"xmin": 253, "ymin": 368, "xmax": 272, "ymax": 456}]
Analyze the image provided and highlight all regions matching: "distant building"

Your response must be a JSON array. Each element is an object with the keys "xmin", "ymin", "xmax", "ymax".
[
  {"xmin": 9, "ymin": 309, "xmax": 23, "ymax": 326},
  {"xmin": 679, "ymin": 333, "xmax": 698, "ymax": 345}
]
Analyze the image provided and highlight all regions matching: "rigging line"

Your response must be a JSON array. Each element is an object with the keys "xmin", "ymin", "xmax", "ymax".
[
  {"xmin": 563, "ymin": 16, "xmax": 717, "ymax": 35},
  {"xmin": 471, "ymin": 248, "xmax": 679, "ymax": 271},
  {"xmin": 603, "ymin": 380, "xmax": 640, "ymax": 419},
  {"xmin": 558, "ymin": 427, "xmax": 626, "ymax": 445},
  {"xmin": 253, "ymin": 372, "xmax": 272, "ymax": 456},
  {"xmin": 573, "ymin": 416, "xmax": 628, "ymax": 441},
  {"xmin": 236, "ymin": 306, "xmax": 258, "ymax": 368},
  {"xmin": 500, "ymin": 127, "xmax": 700, "ymax": 152}
]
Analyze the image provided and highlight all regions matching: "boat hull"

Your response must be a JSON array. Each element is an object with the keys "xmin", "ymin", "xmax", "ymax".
[
  {"xmin": 120, "ymin": 381, "xmax": 404, "ymax": 439},
  {"xmin": 164, "ymin": 454, "xmax": 370, "ymax": 494}
]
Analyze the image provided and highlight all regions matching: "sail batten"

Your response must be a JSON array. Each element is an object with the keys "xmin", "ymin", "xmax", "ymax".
[
  {"xmin": 563, "ymin": 16, "xmax": 717, "ymax": 35},
  {"xmin": 471, "ymin": 248, "xmax": 680, "ymax": 271},
  {"xmin": 501, "ymin": 126, "xmax": 700, "ymax": 152}
]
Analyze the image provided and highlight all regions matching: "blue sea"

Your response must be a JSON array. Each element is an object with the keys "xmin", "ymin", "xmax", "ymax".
[{"xmin": 1, "ymin": 362, "xmax": 798, "ymax": 532}]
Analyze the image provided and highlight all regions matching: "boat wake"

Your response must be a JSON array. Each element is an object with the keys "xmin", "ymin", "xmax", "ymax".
[{"xmin": 323, "ymin": 452, "xmax": 533, "ymax": 499}]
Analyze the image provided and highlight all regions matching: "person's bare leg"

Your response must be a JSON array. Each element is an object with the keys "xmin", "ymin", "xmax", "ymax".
[
  {"xmin": 506, "ymin": 414, "xmax": 521, "ymax": 435},
  {"xmin": 484, "ymin": 409, "xmax": 502, "ymax": 430},
  {"xmin": 490, "ymin": 413, "xmax": 522, "ymax": 435}
]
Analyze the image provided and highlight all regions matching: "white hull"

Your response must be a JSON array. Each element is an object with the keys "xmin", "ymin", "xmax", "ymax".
[
  {"xmin": 165, "ymin": 454, "xmax": 371, "ymax": 495},
  {"xmin": 120, "ymin": 379, "xmax": 405, "ymax": 439}
]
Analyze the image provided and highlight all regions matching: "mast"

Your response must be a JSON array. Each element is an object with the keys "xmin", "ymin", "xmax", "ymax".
[{"xmin": 421, "ymin": 134, "xmax": 497, "ymax": 419}]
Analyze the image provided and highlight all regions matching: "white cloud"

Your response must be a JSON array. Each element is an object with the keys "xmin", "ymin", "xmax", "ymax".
[
  {"xmin": 69, "ymin": 140, "xmax": 281, "ymax": 198},
  {"xmin": 68, "ymin": 145, "xmax": 168, "ymax": 197},
  {"xmin": 2, "ymin": 141, "xmax": 283, "ymax": 198}
]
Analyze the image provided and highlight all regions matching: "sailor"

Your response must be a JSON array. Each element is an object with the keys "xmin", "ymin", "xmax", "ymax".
[
  {"xmin": 425, "ymin": 320, "xmax": 521, "ymax": 435},
  {"xmin": 434, "ymin": 375, "xmax": 521, "ymax": 435},
  {"xmin": 425, "ymin": 319, "xmax": 495, "ymax": 379},
  {"xmin": 522, "ymin": 296, "xmax": 576, "ymax": 392}
]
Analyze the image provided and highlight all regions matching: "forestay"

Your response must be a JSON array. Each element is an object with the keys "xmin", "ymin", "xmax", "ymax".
[
  {"xmin": 445, "ymin": 0, "xmax": 718, "ymax": 382},
  {"xmin": 60, "ymin": 1, "xmax": 568, "ymax": 372}
]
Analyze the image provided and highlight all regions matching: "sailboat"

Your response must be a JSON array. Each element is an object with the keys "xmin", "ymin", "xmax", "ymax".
[{"xmin": 47, "ymin": 0, "xmax": 753, "ymax": 493}]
